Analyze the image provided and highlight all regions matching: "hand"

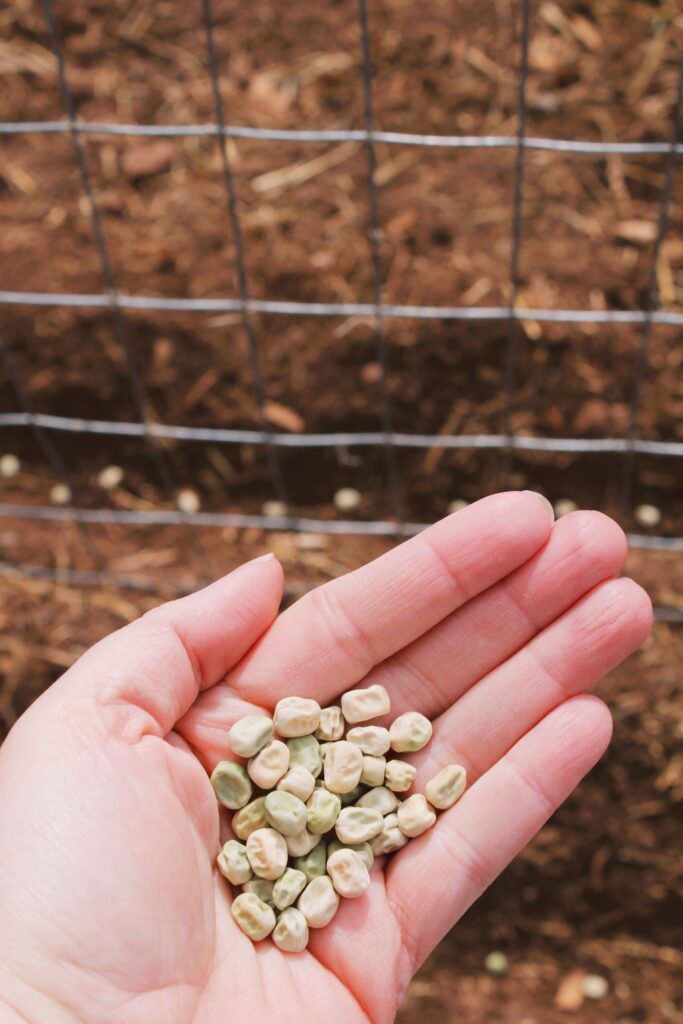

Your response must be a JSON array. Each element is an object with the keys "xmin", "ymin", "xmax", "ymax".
[{"xmin": 0, "ymin": 493, "xmax": 651, "ymax": 1024}]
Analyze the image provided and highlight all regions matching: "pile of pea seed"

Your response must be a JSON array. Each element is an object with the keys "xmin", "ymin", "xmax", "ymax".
[{"xmin": 211, "ymin": 684, "xmax": 466, "ymax": 952}]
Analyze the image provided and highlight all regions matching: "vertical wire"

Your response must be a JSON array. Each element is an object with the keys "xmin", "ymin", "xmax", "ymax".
[
  {"xmin": 620, "ymin": 56, "xmax": 683, "ymax": 519},
  {"xmin": 201, "ymin": 0, "xmax": 290, "ymax": 510},
  {"xmin": 501, "ymin": 0, "xmax": 532, "ymax": 484},
  {"xmin": 42, "ymin": 0, "xmax": 177, "ymax": 497},
  {"xmin": 357, "ymin": 0, "xmax": 404, "ymax": 526}
]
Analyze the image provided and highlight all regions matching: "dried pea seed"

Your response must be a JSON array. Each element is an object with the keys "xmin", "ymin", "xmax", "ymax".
[
  {"xmin": 327, "ymin": 848, "xmax": 371, "ymax": 898},
  {"xmin": 274, "ymin": 696, "xmax": 321, "ymax": 737},
  {"xmin": 396, "ymin": 793, "xmax": 436, "ymax": 837},
  {"xmin": 231, "ymin": 891, "xmax": 276, "ymax": 940},
  {"xmin": 246, "ymin": 828, "xmax": 288, "ymax": 880},
  {"xmin": 370, "ymin": 814, "xmax": 409, "ymax": 855},
  {"xmin": 272, "ymin": 867, "xmax": 308, "ymax": 910},
  {"xmin": 335, "ymin": 806, "xmax": 384, "ymax": 844},
  {"xmin": 265, "ymin": 791, "xmax": 308, "ymax": 836},
  {"xmin": 384, "ymin": 759, "xmax": 417, "ymax": 792},
  {"xmin": 287, "ymin": 735, "xmax": 322, "ymax": 778},
  {"xmin": 341, "ymin": 684, "xmax": 391, "ymax": 723},
  {"xmin": 232, "ymin": 796, "xmax": 268, "ymax": 840},
  {"xmin": 248, "ymin": 740, "xmax": 290, "ymax": 789},
  {"xmin": 315, "ymin": 706, "xmax": 345, "ymax": 741},
  {"xmin": 324, "ymin": 740, "xmax": 363, "ymax": 794},
  {"xmin": 360, "ymin": 754, "xmax": 386, "ymax": 787},
  {"xmin": 276, "ymin": 766, "xmax": 316, "ymax": 802},
  {"xmin": 389, "ymin": 711, "xmax": 433, "ymax": 753},
  {"xmin": 306, "ymin": 787, "xmax": 341, "ymax": 835},
  {"xmin": 355, "ymin": 785, "xmax": 397, "ymax": 816},
  {"xmin": 346, "ymin": 725, "xmax": 391, "ymax": 756},
  {"xmin": 297, "ymin": 875, "xmax": 339, "ymax": 928},
  {"xmin": 424, "ymin": 764, "xmax": 467, "ymax": 810},
  {"xmin": 285, "ymin": 828, "xmax": 321, "ymax": 857},
  {"xmin": 216, "ymin": 839, "xmax": 252, "ymax": 885},
  {"xmin": 210, "ymin": 761, "xmax": 252, "ymax": 810},
  {"xmin": 327, "ymin": 839, "xmax": 374, "ymax": 872},
  {"xmin": 227, "ymin": 714, "xmax": 274, "ymax": 758},
  {"xmin": 272, "ymin": 906, "xmax": 309, "ymax": 952},
  {"xmin": 293, "ymin": 840, "xmax": 327, "ymax": 881}
]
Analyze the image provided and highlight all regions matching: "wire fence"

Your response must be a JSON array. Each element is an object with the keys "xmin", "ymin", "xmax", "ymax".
[{"xmin": 0, "ymin": 0, "xmax": 682, "ymax": 619}]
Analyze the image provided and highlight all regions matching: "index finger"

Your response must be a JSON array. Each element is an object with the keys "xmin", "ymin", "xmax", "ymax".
[{"xmin": 228, "ymin": 491, "xmax": 554, "ymax": 708}]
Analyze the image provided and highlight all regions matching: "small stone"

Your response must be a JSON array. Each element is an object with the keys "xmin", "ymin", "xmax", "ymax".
[
  {"xmin": 484, "ymin": 951, "xmax": 508, "ymax": 976},
  {"xmin": 97, "ymin": 464, "xmax": 124, "ymax": 489},
  {"xmin": 177, "ymin": 488, "xmax": 201, "ymax": 514},
  {"xmin": 0, "ymin": 454, "xmax": 20, "ymax": 478},
  {"xmin": 634, "ymin": 504, "xmax": 661, "ymax": 528},
  {"xmin": 334, "ymin": 487, "xmax": 362, "ymax": 512},
  {"xmin": 554, "ymin": 498, "xmax": 578, "ymax": 518},
  {"xmin": 582, "ymin": 974, "xmax": 609, "ymax": 1000},
  {"xmin": 49, "ymin": 483, "xmax": 72, "ymax": 505}
]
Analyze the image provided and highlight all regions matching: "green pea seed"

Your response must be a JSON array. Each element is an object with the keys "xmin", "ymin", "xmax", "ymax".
[
  {"xmin": 265, "ymin": 791, "xmax": 308, "ymax": 837},
  {"xmin": 306, "ymin": 788, "xmax": 341, "ymax": 835},
  {"xmin": 211, "ymin": 761, "xmax": 252, "ymax": 810},
  {"xmin": 287, "ymin": 735, "xmax": 322, "ymax": 778},
  {"xmin": 243, "ymin": 878, "xmax": 276, "ymax": 907},
  {"xmin": 293, "ymin": 840, "xmax": 327, "ymax": 881},
  {"xmin": 232, "ymin": 796, "xmax": 268, "ymax": 840},
  {"xmin": 272, "ymin": 867, "xmax": 308, "ymax": 910}
]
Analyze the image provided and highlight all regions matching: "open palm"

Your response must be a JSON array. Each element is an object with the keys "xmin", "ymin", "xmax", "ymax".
[{"xmin": 0, "ymin": 493, "xmax": 651, "ymax": 1024}]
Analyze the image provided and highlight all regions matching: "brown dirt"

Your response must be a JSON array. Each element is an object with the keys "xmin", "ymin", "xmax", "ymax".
[{"xmin": 0, "ymin": 1, "xmax": 682, "ymax": 1021}]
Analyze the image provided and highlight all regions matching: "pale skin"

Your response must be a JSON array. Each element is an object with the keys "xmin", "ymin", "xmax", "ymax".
[{"xmin": 0, "ymin": 493, "xmax": 653, "ymax": 1024}]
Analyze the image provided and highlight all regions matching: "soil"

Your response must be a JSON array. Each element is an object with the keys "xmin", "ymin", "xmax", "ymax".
[{"xmin": 0, "ymin": 0, "xmax": 682, "ymax": 1021}]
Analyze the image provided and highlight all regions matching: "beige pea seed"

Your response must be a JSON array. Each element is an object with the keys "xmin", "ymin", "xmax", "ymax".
[
  {"xmin": 360, "ymin": 754, "xmax": 386, "ymax": 787},
  {"xmin": 210, "ymin": 761, "xmax": 252, "ymax": 810},
  {"xmin": 216, "ymin": 839, "xmax": 252, "ymax": 885},
  {"xmin": 425, "ymin": 764, "xmax": 467, "ymax": 810},
  {"xmin": 370, "ymin": 814, "xmax": 409, "ymax": 855},
  {"xmin": 272, "ymin": 867, "xmax": 308, "ymax": 910},
  {"xmin": 287, "ymin": 735, "xmax": 322, "ymax": 778},
  {"xmin": 385, "ymin": 759, "xmax": 417, "ymax": 792},
  {"xmin": 306, "ymin": 787, "xmax": 341, "ymax": 834},
  {"xmin": 243, "ymin": 879, "xmax": 276, "ymax": 907},
  {"xmin": 327, "ymin": 849, "xmax": 371, "ymax": 899},
  {"xmin": 248, "ymin": 740, "xmax": 290, "ymax": 789},
  {"xmin": 346, "ymin": 725, "xmax": 391, "ymax": 756},
  {"xmin": 272, "ymin": 907, "xmax": 309, "ymax": 953},
  {"xmin": 396, "ymin": 793, "xmax": 437, "ymax": 837},
  {"xmin": 285, "ymin": 828, "xmax": 321, "ymax": 857},
  {"xmin": 277, "ymin": 765, "xmax": 316, "ymax": 802},
  {"xmin": 315, "ymin": 706, "xmax": 345, "ymax": 741},
  {"xmin": 355, "ymin": 785, "xmax": 397, "ymax": 816},
  {"xmin": 327, "ymin": 839, "xmax": 374, "ymax": 872},
  {"xmin": 324, "ymin": 740, "xmax": 363, "ymax": 794},
  {"xmin": 231, "ymin": 892, "xmax": 276, "ymax": 941},
  {"xmin": 227, "ymin": 714, "xmax": 274, "ymax": 758},
  {"xmin": 319, "ymin": 742, "xmax": 334, "ymax": 759},
  {"xmin": 245, "ymin": 828, "xmax": 288, "ymax": 881},
  {"xmin": 389, "ymin": 711, "xmax": 433, "ymax": 753},
  {"xmin": 232, "ymin": 796, "xmax": 268, "ymax": 840},
  {"xmin": 341, "ymin": 684, "xmax": 391, "ymax": 723},
  {"xmin": 264, "ymin": 791, "xmax": 308, "ymax": 836},
  {"xmin": 273, "ymin": 696, "xmax": 321, "ymax": 737},
  {"xmin": 335, "ymin": 806, "xmax": 384, "ymax": 844},
  {"xmin": 293, "ymin": 840, "xmax": 327, "ymax": 882},
  {"xmin": 297, "ymin": 875, "xmax": 340, "ymax": 929}
]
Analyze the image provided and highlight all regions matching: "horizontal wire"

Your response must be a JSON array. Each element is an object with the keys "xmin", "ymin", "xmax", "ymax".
[
  {"xmin": 0, "ymin": 558, "xmax": 678, "ymax": 620},
  {"xmin": 0, "ymin": 410, "xmax": 682, "ymax": 456},
  {"xmin": 0, "ymin": 502, "xmax": 681, "ymax": 550},
  {"xmin": 3, "ymin": 289, "xmax": 683, "ymax": 325},
  {"xmin": 1, "ymin": 119, "xmax": 683, "ymax": 155}
]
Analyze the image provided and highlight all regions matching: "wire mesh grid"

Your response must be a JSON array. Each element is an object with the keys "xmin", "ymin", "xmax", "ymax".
[{"xmin": 0, "ymin": 0, "xmax": 682, "ymax": 619}]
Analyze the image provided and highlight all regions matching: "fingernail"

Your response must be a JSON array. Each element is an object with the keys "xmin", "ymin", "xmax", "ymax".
[
  {"xmin": 253, "ymin": 552, "xmax": 276, "ymax": 562},
  {"xmin": 523, "ymin": 490, "xmax": 555, "ymax": 523}
]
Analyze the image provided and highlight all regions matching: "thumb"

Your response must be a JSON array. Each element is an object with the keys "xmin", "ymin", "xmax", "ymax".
[{"xmin": 17, "ymin": 554, "xmax": 284, "ymax": 742}]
